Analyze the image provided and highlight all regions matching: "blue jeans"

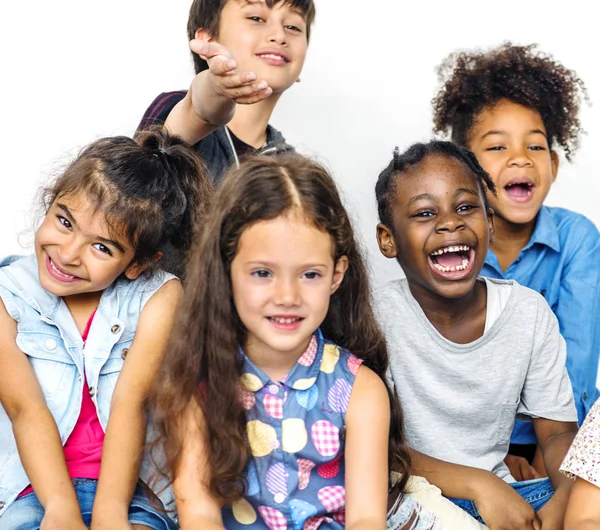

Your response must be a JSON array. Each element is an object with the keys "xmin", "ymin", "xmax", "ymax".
[
  {"xmin": 0, "ymin": 478, "xmax": 177, "ymax": 530},
  {"xmin": 448, "ymin": 478, "xmax": 554, "ymax": 523}
]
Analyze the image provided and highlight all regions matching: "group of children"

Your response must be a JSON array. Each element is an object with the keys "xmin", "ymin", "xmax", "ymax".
[{"xmin": 2, "ymin": 1, "xmax": 600, "ymax": 529}]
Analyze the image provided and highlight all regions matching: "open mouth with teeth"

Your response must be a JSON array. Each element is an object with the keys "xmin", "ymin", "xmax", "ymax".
[
  {"xmin": 504, "ymin": 180, "xmax": 535, "ymax": 202},
  {"xmin": 428, "ymin": 245, "xmax": 475, "ymax": 278},
  {"xmin": 268, "ymin": 316, "xmax": 304, "ymax": 330},
  {"xmin": 257, "ymin": 53, "xmax": 290, "ymax": 65}
]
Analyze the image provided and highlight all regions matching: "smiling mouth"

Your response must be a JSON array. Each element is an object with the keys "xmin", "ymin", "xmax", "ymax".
[
  {"xmin": 504, "ymin": 181, "xmax": 535, "ymax": 202},
  {"xmin": 429, "ymin": 245, "xmax": 473, "ymax": 274},
  {"xmin": 46, "ymin": 255, "xmax": 82, "ymax": 283},
  {"xmin": 256, "ymin": 53, "xmax": 290, "ymax": 65}
]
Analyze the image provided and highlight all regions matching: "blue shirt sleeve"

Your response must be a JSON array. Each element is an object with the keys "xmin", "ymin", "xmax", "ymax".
[{"xmin": 556, "ymin": 216, "xmax": 600, "ymax": 423}]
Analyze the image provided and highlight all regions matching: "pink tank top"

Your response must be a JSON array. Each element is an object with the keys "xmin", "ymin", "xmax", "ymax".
[{"xmin": 20, "ymin": 310, "xmax": 105, "ymax": 496}]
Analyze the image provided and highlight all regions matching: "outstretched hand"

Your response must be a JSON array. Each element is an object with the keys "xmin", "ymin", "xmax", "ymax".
[{"xmin": 190, "ymin": 39, "xmax": 273, "ymax": 105}]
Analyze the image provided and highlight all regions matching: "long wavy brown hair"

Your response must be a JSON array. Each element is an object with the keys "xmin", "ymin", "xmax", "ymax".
[{"xmin": 150, "ymin": 153, "xmax": 411, "ymax": 505}]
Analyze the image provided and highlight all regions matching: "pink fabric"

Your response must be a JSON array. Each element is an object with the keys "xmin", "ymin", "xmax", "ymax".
[{"xmin": 20, "ymin": 311, "xmax": 104, "ymax": 497}]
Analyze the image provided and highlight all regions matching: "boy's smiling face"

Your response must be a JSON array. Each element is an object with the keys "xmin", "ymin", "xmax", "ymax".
[
  {"xmin": 202, "ymin": 0, "xmax": 308, "ymax": 95},
  {"xmin": 467, "ymin": 99, "xmax": 559, "ymax": 228},
  {"xmin": 377, "ymin": 154, "xmax": 494, "ymax": 299}
]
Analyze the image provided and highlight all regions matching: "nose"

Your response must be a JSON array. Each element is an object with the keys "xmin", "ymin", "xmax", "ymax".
[
  {"xmin": 274, "ymin": 277, "xmax": 300, "ymax": 307},
  {"xmin": 508, "ymin": 147, "xmax": 533, "ymax": 168},
  {"xmin": 57, "ymin": 237, "xmax": 82, "ymax": 266},
  {"xmin": 436, "ymin": 210, "xmax": 465, "ymax": 234},
  {"xmin": 267, "ymin": 20, "xmax": 287, "ymax": 45}
]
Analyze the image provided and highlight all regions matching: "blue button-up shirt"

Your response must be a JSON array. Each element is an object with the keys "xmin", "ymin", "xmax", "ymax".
[{"xmin": 482, "ymin": 206, "xmax": 600, "ymax": 445}]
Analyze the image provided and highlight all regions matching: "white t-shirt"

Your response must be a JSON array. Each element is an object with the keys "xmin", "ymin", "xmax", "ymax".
[{"xmin": 375, "ymin": 277, "xmax": 577, "ymax": 482}]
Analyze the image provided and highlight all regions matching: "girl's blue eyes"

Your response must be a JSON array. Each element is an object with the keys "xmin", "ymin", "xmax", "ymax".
[{"xmin": 251, "ymin": 270, "xmax": 321, "ymax": 279}]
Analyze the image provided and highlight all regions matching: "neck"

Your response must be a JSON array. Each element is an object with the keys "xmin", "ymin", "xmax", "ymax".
[
  {"xmin": 490, "ymin": 215, "xmax": 537, "ymax": 258},
  {"xmin": 228, "ymin": 94, "xmax": 282, "ymax": 149},
  {"xmin": 244, "ymin": 333, "xmax": 310, "ymax": 382},
  {"xmin": 407, "ymin": 279, "xmax": 487, "ymax": 344}
]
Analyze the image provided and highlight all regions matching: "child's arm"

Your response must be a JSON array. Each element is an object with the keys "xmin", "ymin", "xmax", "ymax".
[
  {"xmin": 0, "ymin": 299, "xmax": 87, "ymax": 529},
  {"xmin": 555, "ymin": 218, "xmax": 600, "ymax": 423},
  {"xmin": 173, "ymin": 398, "xmax": 225, "ymax": 530},
  {"xmin": 411, "ymin": 450, "xmax": 541, "ymax": 530},
  {"xmin": 90, "ymin": 279, "xmax": 181, "ymax": 529},
  {"xmin": 165, "ymin": 39, "xmax": 272, "ymax": 146},
  {"xmin": 565, "ymin": 478, "xmax": 600, "ymax": 530},
  {"xmin": 344, "ymin": 366, "xmax": 389, "ymax": 530},
  {"xmin": 533, "ymin": 417, "xmax": 578, "ymax": 529}
]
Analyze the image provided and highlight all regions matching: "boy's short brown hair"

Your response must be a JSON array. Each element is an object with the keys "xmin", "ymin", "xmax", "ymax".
[{"xmin": 187, "ymin": 0, "xmax": 316, "ymax": 74}]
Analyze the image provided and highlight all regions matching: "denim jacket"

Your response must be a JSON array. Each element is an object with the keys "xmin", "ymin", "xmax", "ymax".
[{"xmin": 0, "ymin": 255, "xmax": 176, "ymax": 518}]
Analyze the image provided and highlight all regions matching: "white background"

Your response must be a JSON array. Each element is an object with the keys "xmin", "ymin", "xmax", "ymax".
[{"xmin": 2, "ymin": 0, "xmax": 599, "ymax": 285}]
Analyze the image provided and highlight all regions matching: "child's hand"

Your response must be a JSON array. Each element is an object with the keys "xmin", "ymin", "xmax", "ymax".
[
  {"xmin": 190, "ymin": 39, "xmax": 273, "ymax": 105},
  {"xmin": 505, "ymin": 454, "xmax": 542, "ymax": 481},
  {"xmin": 475, "ymin": 475, "xmax": 541, "ymax": 530}
]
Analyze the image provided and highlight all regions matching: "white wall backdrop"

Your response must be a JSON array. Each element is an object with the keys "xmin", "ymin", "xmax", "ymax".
[{"xmin": 2, "ymin": 0, "xmax": 599, "ymax": 285}]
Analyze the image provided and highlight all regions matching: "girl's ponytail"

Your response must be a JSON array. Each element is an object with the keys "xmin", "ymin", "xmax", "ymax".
[{"xmin": 134, "ymin": 128, "xmax": 214, "ymax": 278}]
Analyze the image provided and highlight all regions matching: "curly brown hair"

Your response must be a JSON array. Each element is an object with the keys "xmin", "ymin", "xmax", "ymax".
[
  {"xmin": 432, "ymin": 42, "xmax": 588, "ymax": 161},
  {"xmin": 149, "ymin": 153, "xmax": 412, "ymax": 506}
]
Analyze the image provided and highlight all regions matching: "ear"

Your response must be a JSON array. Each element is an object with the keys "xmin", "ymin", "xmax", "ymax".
[
  {"xmin": 195, "ymin": 27, "xmax": 214, "ymax": 42},
  {"xmin": 487, "ymin": 207, "xmax": 496, "ymax": 244},
  {"xmin": 330, "ymin": 256, "xmax": 349, "ymax": 295},
  {"xmin": 124, "ymin": 252, "xmax": 163, "ymax": 280},
  {"xmin": 376, "ymin": 223, "xmax": 398, "ymax": 259},
  {"xmin": 550, "ymin": 150, "xmax": 559, "ymax": 183}
]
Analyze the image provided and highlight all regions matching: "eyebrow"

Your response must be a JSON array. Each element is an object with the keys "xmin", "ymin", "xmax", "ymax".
[
  {"xmin": 480, "ymin": 128, "xmax": 547, "ymax": 140},
  {"xmin": 407, "ymin": 193, "xmax": 435, "ymax": 206},
  {"xmin": 455, "ymin": 187, "xmax": 480, "ymax": 197},
  {"xmin": 247, "ymin": 261, "xmax": 329, "ymax": 268},
  {"xmin": 406, "ymin": 187, "xmax": 479, "ymax": 206},
  {"xmin": 57, "ymin": 203, "xmax": 126, "ymax": 254}
]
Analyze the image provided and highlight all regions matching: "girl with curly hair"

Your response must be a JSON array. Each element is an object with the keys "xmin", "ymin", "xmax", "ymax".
[{"xmin": 433, "ymin": 42, "xmax": 600, "ymax": 483}]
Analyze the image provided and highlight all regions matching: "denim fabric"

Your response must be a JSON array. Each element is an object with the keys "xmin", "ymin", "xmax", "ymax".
[
  {"xmin": 483, "ymin": 206, "xmax": 600, "ymax": 445},
  {"xmin": 0, "ymin": 255, "xmax": 176, "ymax": 518},
  {"xmin": 0, "ymin": 479, "xmax": 177, "ymax": 529},
  {"xmin": 448, "ymin": 478, "xmax": 554, "ymax": 523}
]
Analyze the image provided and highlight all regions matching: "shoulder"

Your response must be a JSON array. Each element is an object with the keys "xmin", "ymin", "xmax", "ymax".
[
  {"xmin": 373, "ymin": 278, "xmax": 407, "ymax": 306},
  {"xmin": 138, "ymin": 91, "xmax": 188, "ymax": 130},
  {"xmin": 547, "ymin": 206, "xmax": 600, "ymax": 247},
  {"xmin": 320, "ymin": 339, "xmax": 363, "ymax": 381},
  {"xmin": 509, "ymin": 282, "xmax": 559, "ymax": 333},
  {"xmin": 114, "ymin": 269, "xmax": 179, "ymax": 311},
  {"xmin": 346, "ymin": 364, "xmax": 389, "ymax": 419}
]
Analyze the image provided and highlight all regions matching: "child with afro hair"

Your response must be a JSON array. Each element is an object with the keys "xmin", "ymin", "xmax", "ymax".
[{"xmin": 432, "ymin": 42, "xmax": 600, "ymax": 481}]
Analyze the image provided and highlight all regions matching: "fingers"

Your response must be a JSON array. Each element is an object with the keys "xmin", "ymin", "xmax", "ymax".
[
  {"xmin": 519, "ymin": 461, "xmax": 542, "ymax": 481},
  {"xmin": 189, "ymin": 39, "xmax": 232, "ymax": 61},
  {"xmin": 234, "ymin": 87, "xmax": 273, "ymax": 105}
]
